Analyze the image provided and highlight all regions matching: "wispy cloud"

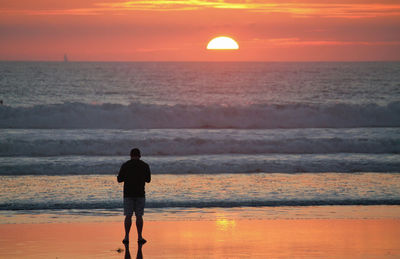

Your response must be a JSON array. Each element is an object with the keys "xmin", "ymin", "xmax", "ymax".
[
  {"xmin": 0, "ymin": 8, "xmax": 101, "ymax": 16},
  {"xmin": 1, "ymin": 1, "xmax": 400, "ymax": 18},
  {"xmin": 253, "ymin": 37, "xmax": 400, "ymax": 46},
  {"xmin": 98, "ymin": 1, "xmax": 400, "ymax": 18},
  {"xmin": 136, "ymin": 47, "xmax": 180, "ymax": 52}
]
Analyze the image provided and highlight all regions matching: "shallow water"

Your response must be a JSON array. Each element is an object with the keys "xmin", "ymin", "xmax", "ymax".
[
  {"xmin": 1, "ymin": 173, "xmax": 399, "ymax": 215},
  {"xmin": 1, "ymin": 62, "xmax": 399, "ymax": 223}
]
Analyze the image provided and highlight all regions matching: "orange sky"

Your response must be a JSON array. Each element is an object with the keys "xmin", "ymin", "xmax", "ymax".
[{"xmin": 1, "ymin": 0, "xmax": 399, "ymax": 61}]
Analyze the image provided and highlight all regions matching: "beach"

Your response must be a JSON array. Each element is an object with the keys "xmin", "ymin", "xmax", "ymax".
[{"xmin": 1, "ymin": 218, "xmax": 399, "ymax": 258}]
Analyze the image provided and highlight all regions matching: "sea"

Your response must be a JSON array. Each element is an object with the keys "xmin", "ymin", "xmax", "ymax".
[{"xmin": 0, "ymin": 61, "xmax": 399, "ymax": 223}]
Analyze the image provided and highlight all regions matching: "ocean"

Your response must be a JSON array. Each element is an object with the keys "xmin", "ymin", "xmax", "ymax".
[{"xmin": 0, "ymin": 61, "xmax": 399, "ymax": 223}]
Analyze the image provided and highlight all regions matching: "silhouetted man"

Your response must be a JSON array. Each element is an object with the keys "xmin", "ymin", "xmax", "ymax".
[{"xmin": 117, "ymin": 148, "xmax": 151, "ymax": 245}]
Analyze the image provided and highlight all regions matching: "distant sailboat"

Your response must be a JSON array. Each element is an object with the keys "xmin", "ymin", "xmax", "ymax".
[{"xmin": 64, "ymin": 54, "xmax": 68, "ymax": 62}]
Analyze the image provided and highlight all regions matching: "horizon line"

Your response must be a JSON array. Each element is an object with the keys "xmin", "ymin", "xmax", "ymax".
[{"xmin": 1, "ymin": 60, "xmax": 399, "ymax": 63}]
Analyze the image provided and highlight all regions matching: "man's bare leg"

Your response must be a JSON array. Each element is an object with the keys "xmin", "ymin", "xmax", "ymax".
[
  {"xmin": 136, "ymin": 216, "xmax": 146, "ymax": 244},
  {"xmin": 123, "ymin": 215, "xmax": 132, "ymax": 243}
]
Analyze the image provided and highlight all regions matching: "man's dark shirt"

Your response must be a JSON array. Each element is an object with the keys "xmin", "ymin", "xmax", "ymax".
[{"xmin": 117, "ymin": 159, "xmax": 151, "ymax": 198}]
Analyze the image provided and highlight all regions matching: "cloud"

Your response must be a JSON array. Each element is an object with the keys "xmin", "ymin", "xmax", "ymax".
[
  {"xmin": 97, "ymin": 1, "xmax": 400, "ymax": 18},
  {"xmin": 252, "ymin": 37, "xmax": 400, "ymax": 46},
  {"xmin": 135, "ymin": 47, "xmax": 180, "ymax": 52},
  {"xmin": 1, "ymin": 1, "xmax": 400, "ymax": 18}
]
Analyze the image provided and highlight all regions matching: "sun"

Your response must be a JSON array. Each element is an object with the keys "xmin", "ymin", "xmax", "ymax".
[{"xmin": 207, "ymin": 36, "xmax": 239, "ymax": 50}]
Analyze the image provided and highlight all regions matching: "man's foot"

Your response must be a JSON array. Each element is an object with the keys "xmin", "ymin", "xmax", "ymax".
[
  {"xmin": 122, "ymin": 238, "xmax": 129, "ymax": 244},
  {"xmin": 137, "ymin": 238, "xmax": 147, "ymax": 245}
]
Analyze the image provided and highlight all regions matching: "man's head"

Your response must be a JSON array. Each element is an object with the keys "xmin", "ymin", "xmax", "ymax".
[{"xmin": 130, "ymin": 148, "xmax": 141, "ymax": 159}]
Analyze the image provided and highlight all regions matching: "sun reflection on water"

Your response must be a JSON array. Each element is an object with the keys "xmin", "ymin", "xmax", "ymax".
[{"xmin": 216, "ymin": 217, "xmax": 236, "ymax": 231}]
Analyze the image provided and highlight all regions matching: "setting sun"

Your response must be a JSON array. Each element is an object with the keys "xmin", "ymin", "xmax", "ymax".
[{"xmin": 207, "ymin": 36, "xmax": 239, "ymax": 50}]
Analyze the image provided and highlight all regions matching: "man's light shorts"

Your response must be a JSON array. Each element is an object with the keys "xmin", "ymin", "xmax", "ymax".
[{"xmin": 123, "ymin": 197, "xmax": 145, "ymax": 217}]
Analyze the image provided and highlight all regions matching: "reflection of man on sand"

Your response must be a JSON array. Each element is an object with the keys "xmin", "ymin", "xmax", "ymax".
[
  {"xmin": 117, "ymin": 148, "xmax": 151, "ymax": 245},
  {"xmin": 123, "ymin": 242, "xmax": 143, "ymax": 259}
]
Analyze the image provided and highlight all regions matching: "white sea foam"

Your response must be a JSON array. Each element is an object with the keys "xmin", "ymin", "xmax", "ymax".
[
  {"xmin": 1, "ymin": 101, "xmax": 399, "ymax": 129},
  {"xmin": 1, "ymin": 134, "xmax": 399, "ymax": 157},
  {"xmin": 1, "ymin": 154, "xmax": 399, "ymax": 175},
  {"xmin": 1, "ymin": 128, "xmax": 398, "ymax": 157},
  {"xmin": 2, "ymin": 199, "xmax": 400, "ymax": 211}
]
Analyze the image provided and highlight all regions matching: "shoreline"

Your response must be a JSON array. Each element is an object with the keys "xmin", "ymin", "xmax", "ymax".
[
  {"xmin": 1, "ymin": 205, "xmax": 400, "ymax": 224},
  {"xmin": 1, "ymin": 218, "xmax": 399, "ymax": 258}
]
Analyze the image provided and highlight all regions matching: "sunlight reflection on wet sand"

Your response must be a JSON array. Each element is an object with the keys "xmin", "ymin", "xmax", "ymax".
[{"xmin": 0, "ymin": 218, "xmax": 399, "ymax": 258}]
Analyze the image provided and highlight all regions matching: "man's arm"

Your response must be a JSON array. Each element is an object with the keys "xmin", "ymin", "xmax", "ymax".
[
  {"xmin": 117, "ymin": 163, "xmax": 126, "ymax": 183},
  {"xmin": 145, "ymin": 164, "xmax": 151, "ymax": 183}
]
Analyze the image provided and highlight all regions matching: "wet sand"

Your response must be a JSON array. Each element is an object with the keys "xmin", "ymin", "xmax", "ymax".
[{"xmin": 0, "ymin": 219, "xmax": 399, "ymax": 258}]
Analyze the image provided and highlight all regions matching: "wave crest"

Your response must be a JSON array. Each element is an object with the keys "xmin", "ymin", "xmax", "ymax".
[
  {"xmin": 1, "ymin": 198, "xmax": 400, "ymax": 211},
  {"xmin": 1, "ymin": 136, "xmax": 399, "ymax": 156},
  {"xmin": 1, "ymin": 101, "xmax": 399, "ymax": 129}
]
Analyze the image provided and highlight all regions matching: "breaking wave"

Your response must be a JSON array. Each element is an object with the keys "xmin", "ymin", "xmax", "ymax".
[
  {"xmin": 1, "ymin": 199, "xmax": 400, "ymax": 211},
  {"xmin": 1, "ymin": 101, "xmax": 399, "ymax": 129},
  {"xmin": 1, "ymin": 134, "xmax": 399, "ymax": 157},
  {"xmin": 1, "ymin": 154, "xmax": 399, "ymax": 175}
]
